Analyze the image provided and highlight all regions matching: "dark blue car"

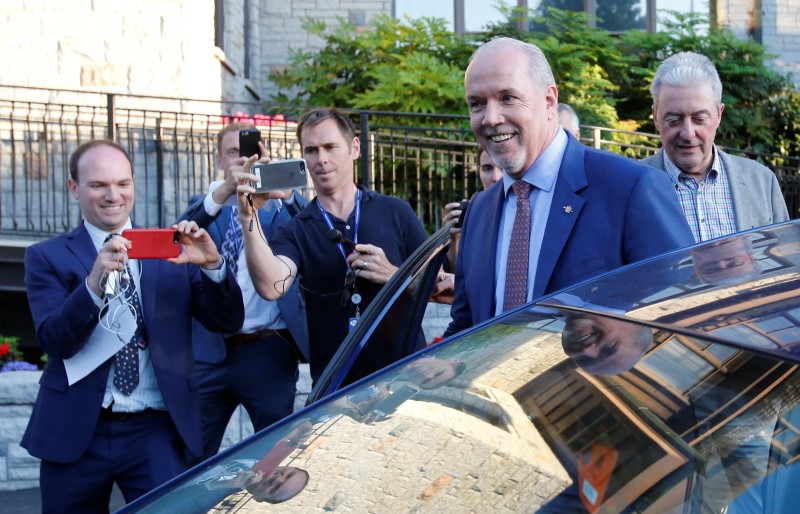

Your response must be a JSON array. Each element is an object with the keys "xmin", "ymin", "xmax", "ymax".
[{"xmin": 120, "ymin": 220, "xmax": 800, "ymax": 513}]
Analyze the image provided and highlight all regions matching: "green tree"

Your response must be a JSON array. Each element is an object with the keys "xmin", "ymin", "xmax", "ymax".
[
  {"xmin": 267, "ymin": 6, "xmax": 800, "ymax": 162},
  {"xmin": 269, "ymin": 15, "xmax": 474, "ymax": 118},
  {"xmin": 614, "ymin": 10, "xmax": 800, "ymax": 158},
  {"xmin": 484, "ymin": 6, "xmax": 626, "ymax": 129}
]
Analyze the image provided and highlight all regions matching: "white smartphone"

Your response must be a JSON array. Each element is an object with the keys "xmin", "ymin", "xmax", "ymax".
[{"xmin": 251, "ymin": 159, "xmax": 308, "ymax": 192}]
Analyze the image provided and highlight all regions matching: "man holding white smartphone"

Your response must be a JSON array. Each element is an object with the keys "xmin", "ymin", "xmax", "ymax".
[
  {"xmin": 236, "ymin": 108, "xmax": 429, "ymax": 387},
  {"xmin": 179, "ymin": 122, "xmax": 309, "ymax": 463}
]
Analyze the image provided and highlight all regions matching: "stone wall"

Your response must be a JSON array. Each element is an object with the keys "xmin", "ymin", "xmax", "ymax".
[
  {"xmin": 715, "ymin": 0, "xmax": 800, "ymax": 83},
  {"xmin": 0, "ymin": 371, "xmax": 40, "ymax": 491},
  {"xmin": 0, "ymin": 0, "xmax": 226, "ymax": 110},
  {"xmin": 2, "ymin": 0, "xmax": 797, "ymax": 107},
  {"xmin": 0, "ymin": 0, "xmax": 393, "ymax": 108}
]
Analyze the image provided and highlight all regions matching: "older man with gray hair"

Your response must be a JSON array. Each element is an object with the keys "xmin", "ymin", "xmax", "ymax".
[
  {"xmin": 642, "ymin": 51, "xmax": 789, "ymax": 242},
  {"xmin": 557, "ymin": 103, "xmax": 581, "ymax": 139}
]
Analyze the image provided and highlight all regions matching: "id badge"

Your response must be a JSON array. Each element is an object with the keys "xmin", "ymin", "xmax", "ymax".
[{"xmin": 348, "ymin": 316, "xmax": 360, "ymax": 332}]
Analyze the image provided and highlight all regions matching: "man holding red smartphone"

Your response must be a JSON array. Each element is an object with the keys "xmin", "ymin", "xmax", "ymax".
[
  {"xmin": 22, "ymin": 140, "xmax": 245, "ymax": 511},
  {"xmin": 179, "ymin": 122, "xmax": 309, "ymax": 463}
]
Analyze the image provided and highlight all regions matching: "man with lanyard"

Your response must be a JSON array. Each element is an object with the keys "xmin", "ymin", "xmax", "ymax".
[
  {"xmin": 236, "ymin": 108, "xmax": 428, "ymax": 385},
  {"xmin": 642, "ymin": 51, "xmax": 788, "ymax": 242}
]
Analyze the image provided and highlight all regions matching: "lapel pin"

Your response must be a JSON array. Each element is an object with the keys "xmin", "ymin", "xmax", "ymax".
[{"xmin": 563, "ymin": 205, "xmax": 573, "ymax": 214}]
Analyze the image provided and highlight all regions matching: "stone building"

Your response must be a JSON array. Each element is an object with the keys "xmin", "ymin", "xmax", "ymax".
[
  {"xmin": 0, "ymin": 1, "xmax": 797, "ymax": 109},
  {"xmin": 716, "ymin": 0, "xmax": 800, "ymax": 81},
  {"xmin": 0, "ymin": 0, "xmax": 391, "ymax": 109}
]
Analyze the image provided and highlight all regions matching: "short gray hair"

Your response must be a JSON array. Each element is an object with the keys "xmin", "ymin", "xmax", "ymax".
[
  {"xmin": 469, "ymin": 37, "xmax": 555, "ymax": 92},
  {"xmin": 557, "ymin": 103, "xmax": 580, "ymax": 134},
  {"xmin": 650, "ymin": 51, "xmax": 723, "ymax": 105}
]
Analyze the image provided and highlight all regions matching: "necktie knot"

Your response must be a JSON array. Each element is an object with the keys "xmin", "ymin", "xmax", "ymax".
[{"xmin": 512, "ymin": 180, "xmax": 532, "ymax": 201}]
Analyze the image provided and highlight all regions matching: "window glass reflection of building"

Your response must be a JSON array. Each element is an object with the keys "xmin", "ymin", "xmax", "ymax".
[
  {"xmin": 639, "ymin": 339, "xmax": 714, "ymax": 391},
  {"xmin": 395, "ymin": 0, "xmax": 707, "ymax": 34}
]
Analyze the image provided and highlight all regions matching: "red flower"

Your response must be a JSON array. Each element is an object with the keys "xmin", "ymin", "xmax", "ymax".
[{"xmin": 0, "ymin": 342, "xmax": 9, "ymax": 358}]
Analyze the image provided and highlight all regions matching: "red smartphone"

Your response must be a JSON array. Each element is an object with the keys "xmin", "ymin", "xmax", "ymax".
[{"xmin": 121, "ymin": 228, "xmax": 181, "ymax": 259}]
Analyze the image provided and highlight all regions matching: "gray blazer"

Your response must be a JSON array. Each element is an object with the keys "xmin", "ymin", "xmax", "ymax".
[{"xmin": 642, "ymin": 148, "xmax": 790, "ymax": 232}]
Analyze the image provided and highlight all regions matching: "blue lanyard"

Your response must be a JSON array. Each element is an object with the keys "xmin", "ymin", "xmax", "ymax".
[{"xmin": 316, "ymin": 189, "xmax": 361, "ymax": 267}]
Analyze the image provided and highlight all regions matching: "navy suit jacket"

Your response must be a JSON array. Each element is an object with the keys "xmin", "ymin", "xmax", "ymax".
[
  {"xmin": 180, "ymin": 194, "xmax": 309, "ymax": 362},
  {"xmin": 445, "ymin": 136, "xmax": 695, "ymax": 336},
  {"xmin": 21, "ymin": 223, "xmax": 245, "ymax": 463}
]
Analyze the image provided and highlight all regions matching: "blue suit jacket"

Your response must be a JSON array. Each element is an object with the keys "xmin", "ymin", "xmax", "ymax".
[
  {"xmin": 446, "ymin": 136, "xmax": 695, "ymax": 336},
  {"xmin": 180, "ymin": 195, "xmax": 309, "ymax": 362},
  {"xmin": 21, "ymin": 223, "xmax": 245, "ymax": 463}
]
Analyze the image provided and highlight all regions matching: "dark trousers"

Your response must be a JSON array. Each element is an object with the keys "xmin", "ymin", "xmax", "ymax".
[
  {"xmin": 196, "ymin": 332, "xmax": 299, "ymax": 462},
  {"xmin": 39, "ymin": 410, "xmax": 185, "ymax": 514}
]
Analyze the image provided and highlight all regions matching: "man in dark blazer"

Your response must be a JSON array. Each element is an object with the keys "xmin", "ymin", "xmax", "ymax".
[
  {"xmin": 22, "ymin": 140, "xmax": 244, "ymax": 512},
  {"xmin": 179, "ymin": 122, "xmax": 309, "ymax": 462},
  {"xmin": 642, "ymin": 51, "xmax": 789, "ymax": 242},
  {"xmin": 445, "ymin": 38, "xmax": 694, "ymax": 337}
]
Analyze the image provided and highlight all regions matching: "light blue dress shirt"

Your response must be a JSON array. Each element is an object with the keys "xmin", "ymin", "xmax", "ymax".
[{"xmin": 494, "ymin": 129, "xmax": 568, "ymax": 316}]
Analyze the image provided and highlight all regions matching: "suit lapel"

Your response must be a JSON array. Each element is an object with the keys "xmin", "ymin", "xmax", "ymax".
[
  {"xmin": 140, "ymin": 258, "xmax": 160, "ymax": 334},
  {"xmin": 533, "ymin": 140, "xmax": 587, "ymax": 298},
  {"xmin": 65, "ymin": 224, "xmax": 99, "ymax": 275},
  {"xmin": 258, "ymin": 203, "xmax": 279, "ymax": 238},
  {"xmin": 211, "ymin": 206, "xmax": 232, "ymax": 246},
  {"xmin": 477, "ymin": 184, "xmax": 505, "ymax": 321},
  {"xmin": 719, "ymin": 151, "xmax": 749, "ymax": 231}
]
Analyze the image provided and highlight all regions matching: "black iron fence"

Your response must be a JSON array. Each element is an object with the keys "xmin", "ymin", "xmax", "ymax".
[{"xmin": 2, "ymin": 85, "xmax": 799, "ymax": 241}]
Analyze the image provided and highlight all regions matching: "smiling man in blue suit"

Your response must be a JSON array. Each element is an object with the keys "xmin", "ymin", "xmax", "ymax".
[
  {"xmin": 22, "ymin": 140, "xmax": 244, "ymax": 512},
  {"xmin": 445, "ymin": 38, "xmax": 694, "ymax": 337}
]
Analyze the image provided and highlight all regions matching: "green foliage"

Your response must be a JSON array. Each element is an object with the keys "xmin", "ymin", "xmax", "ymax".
[
  {"xmin": 267, "ymin": 6, "xmax": 800, "ymax": 161},
  {"xmin": 269, "ymin": 15, "xmax": 474, "ymax": 119},
  {"xmin": 485, "ymin": 7, "xmax": 625, "ymax": 128}
]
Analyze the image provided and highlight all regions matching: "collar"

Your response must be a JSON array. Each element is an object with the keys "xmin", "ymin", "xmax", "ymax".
[
  {"xmin": 83, "ymin": 219, "xmax": 133, "ymax": 251},
  {"xmin": 663, "ymin": 145, "xmax": 724, "ymax": 184},
  {"xmin": 502, "ymin": 128, "xmax": 566, "ymax": 197},
  {"xmin": 299, "ymin": 185, "xmax": 375, "ymax": 221}
]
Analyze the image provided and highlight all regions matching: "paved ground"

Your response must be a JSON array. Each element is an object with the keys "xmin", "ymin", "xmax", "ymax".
[{"xmin": 1, "ymin": 485, "xmax": 125, "ymax": 513}]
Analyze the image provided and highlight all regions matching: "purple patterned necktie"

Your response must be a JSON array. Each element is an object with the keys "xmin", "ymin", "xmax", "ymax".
[
  {"xmin": 105, "ymin": 234, "xmax": 147, "ymax": 395},
  {"xmin": 503, "ymin": 180, "xmax": 533, "ymax": 312},
  {"xmin": 220, "ymin": 208, "xmax": 243, "ymax": 275},
  {"xmin": 113, "ymin": 265, "xmax": 147, "ymax": 395}
]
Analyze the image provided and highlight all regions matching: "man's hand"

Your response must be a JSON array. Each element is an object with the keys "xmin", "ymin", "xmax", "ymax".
[
  {"xmin": 284, "ymin": 419, "xmax": 314, "ymax": 447},
  {"xmin": 221, "ymin": 142, "xmax": 288, "ymax": 210},
  {"xmin": 443, "ymin": 201, "xmax": 466, "ymax": 236},
  {"xmin": 167, "ymin": 220, "xmax": 223, "ymax": 269},
  {"xmin": 236, "ymin": 143, "xmax": 287, "ymax": 216},
  {"xmin": 346, "ymin": 244, "xmax": 398, "ymax": 285},
  {"xmin": 88, "ymin": 234, "xmax": 132, "ymax": 297},
  {"xmin": 429, "ymin": 271, "xmax": 455, "ymax": 304}
]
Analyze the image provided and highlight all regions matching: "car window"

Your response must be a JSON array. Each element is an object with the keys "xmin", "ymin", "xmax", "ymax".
[
  {"xmin": 308, "ymin": 227, "xmax": 451, "ymax": 402},
  {"xmin": 543, "ymin": 222, "xmax": 800, "ymax": 365}
]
